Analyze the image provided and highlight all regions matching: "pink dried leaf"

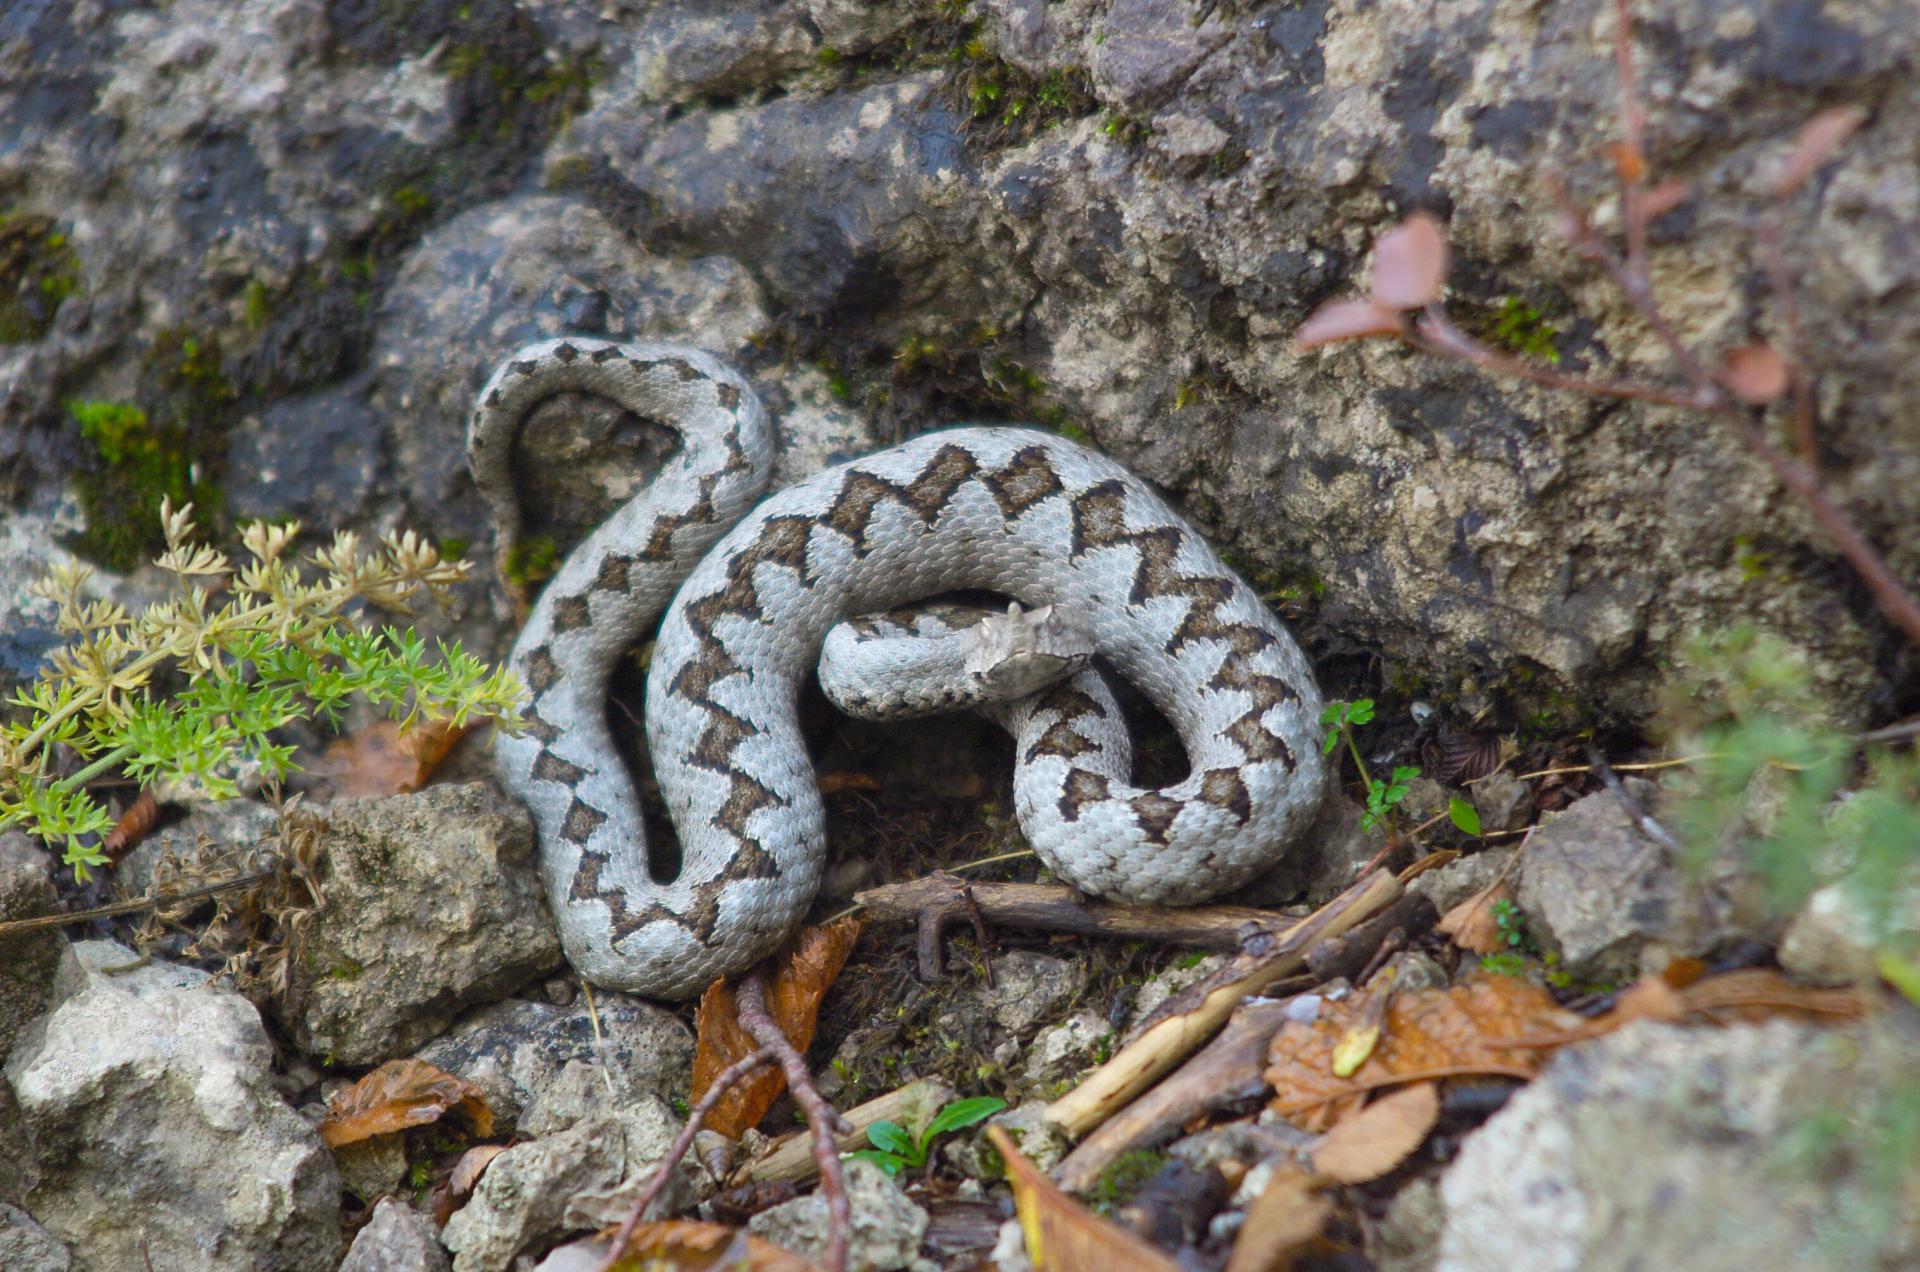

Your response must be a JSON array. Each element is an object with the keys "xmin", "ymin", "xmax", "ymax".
[
  {"xmin": 1413, "ymin": 312, "xmax": 1481, "ymax": 361},
  {"xmin": 1719, "ymin": 343, "xmax": 1789, "ymax": 405},
  {"xmin": 1773, "ymin": 107, "xmax": 1867, "ymax": 198},
  {"xmin": 1369, "ymin": 212, "xmax": 1451, "ymax": 309},
  {"xmin": 1637, "ymin": 179, "xmax": 1692, "ymax": 220},
  {"xmin": 1295, "ymin": 298, "xmax": 1408, "ymax": 350}
]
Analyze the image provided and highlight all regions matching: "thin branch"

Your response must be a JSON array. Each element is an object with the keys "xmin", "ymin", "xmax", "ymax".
[
  {"xmin": 1408, "ymin": 310, "xmax": 1700, "ymax": 409},
  {"xmin": 0, "ymin": 867, "xmax": 281, "ymax": 938},
  {"xmin": 1755, "ymin": 213, "xmax": 1820, "ymax": 470},
  {"xmin": 597, "ymin": 1045, "xmax": 777, "ymax": 1272},
  {"xmin": 1612, "ymin": 0, "xmax": 1651, "ymax": 275},
  {"xmin": 737, "ymin": 970, "xmax": 853, "ymax": 1272},
  {"xmin": 1585, "ymin": 745, "xmax": 1683, "ymax": 855}
]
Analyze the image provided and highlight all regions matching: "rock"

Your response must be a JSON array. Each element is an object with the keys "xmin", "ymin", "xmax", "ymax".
[
  {"xmin": 1021, "ymin": 1008, "xmax": 1112, "ymax": 1088},
  {"xmin": 335, "ymin": 1133, "xmax": 411, "ymax": 1205},
  {"xmin": 440, "ymin": 1098, "xmax": 701, "ymax": 1272},
  {"xmin": 1371, "ymin": 1177, "xmax": 1444, "ymax": 1272},
  {"xmin": 340, "ymin": 1199, "xmax": 452, "ymax": 1272},
  {"xmin": 0, "ymin": 1205, "xmax": 70, "ymax": 1272},
  {"xmin": 111, "ymin": 796, "xmax": 281, "ymax": 898},
  {"xmin": 1516, "ymin": 783, "xmax": 1757, "ymax": 982},
  {"xmin": 1469, "ymin": 771, "xmax": 1532, "ymax": 834},
  {"xmin": 0, "ymin": 833, "xmax": 63, "ymax": 1063},
  {"xmin": 1126, "ymin": 953, "xmax": 1228, "ymax": 1032},
  {"xmin": 413, "ymin": 994, "xmax": 694, "ymax": 1136},
  {"xmin": 1408, "ymin": 847, "xmax": 1517, "ymax": 917},
  {"xmin": 5, "ymin": 941, "xmax": 340, "ymax": 1270},
  {"xmin": 1436, "ymin": 1018, "xmax": 1920, "ymax": 1271},
  {"xmin": 748, "ymin": 1158, "xmax": 929, "ymax": 1272},
  {"xmin": 1238, "ymin": 787, "xmax": 1376, "ymax": 906},
  {"xmin": 939, "ymin": 950, "xmax": 1088, "ymax": 1038},
  {"xmin": 273, "ymin": 782, "xmax": 563, "ymax": 1065},
  {"xmin": 1779, "ymin": 878, "xmax": 1920, "ymax": 984}
]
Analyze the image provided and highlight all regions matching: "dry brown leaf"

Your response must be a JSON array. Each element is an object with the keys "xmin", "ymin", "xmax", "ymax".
[
  {"xmin": 602, "ymin": 1219, "xmax": 821, "ymax": 1271},
  {"xmin": 320, "ymin": 1058, "xmax": 494, "ymax": 1148},
  {"xmin": 1773, "ymin": 106, "xmax": 1868, "ymax": 197},
  {"xmin": 817, "ymin": 771, "xmax": 882, "ymax": 795},
  {"xmin": 1293, "ymin": 297, "xmax": 1407, "ymax": 350},
  {"xmin": 1266, "ymin": 975, "xmax": 1580, "ymax": 1130},
  {"xmin": 1436, "ymin": 882, "xmax": 1512, "ymax": 955},
  {"xmin": 1719, "ymin": 343, "xmax": 1789, "ymax": 405},
  {"xmin": 1224, "ymin": 1164, "xmax": 1331, "ymax": 1272},
  {"xmin": 692, "ymin": 919, "xmax": 863, "ymax": 1138},
  {"xmin": 1369, "ymin": 212, "xmax": 1450, "ymax": 309},
  {"xmin": 988, "ymin": 1125, "xmax": 1179, "ymax": 1272},
  {"xmin": 1503, "ymin": 967, "xmax": 1865, "ymax": 1050},
  {"xmin": 432, "ymin": 1143, "xmax": 509, "ymax": 1224},
  {"xmin": 311, "ymin": 718, "xmax": 471, "ymax": 798},
  {"xmin": 1310, "ymin": 1081, "xmax": 1440, "ymax": 1184}
]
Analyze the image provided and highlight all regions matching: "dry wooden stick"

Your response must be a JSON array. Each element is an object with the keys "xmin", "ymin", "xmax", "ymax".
[
  {"xmin": 742, "ymin": 1078, "xmax": 956, "ymax": 1185},
  {"xmin": 1044, "ymin": 868, "xmax": 1401, "ymax": 1141},
  {"xmin": 854, "ymin": 875, "xmax": 1299, "ymax": 978}
]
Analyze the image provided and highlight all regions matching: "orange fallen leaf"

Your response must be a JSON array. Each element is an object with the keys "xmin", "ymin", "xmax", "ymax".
[
  {"xmin": 1436, "ymin": 882, "xmax": 1512, "ymax": 955},
  {"xmin": 1266, "ymin": 975, "xmax": 1580, "ymax": 1130},
  {"xmin": 312, "ymin": 718, "xmax": 472, "ymax": 798},
  {"xmin": 987, "ymin": 1125, "xmax": 1179, "ymax": 1272},
  {"xmin": 602, "ymin": 1219, "xmax": 820, "ymax": 1271},
  {"xmin": 1310, "ymin": 1081, "xmax": 1440, "ymax": 1184},
  {"xmin": 1369, "ymin": 212, "xmax": 1451, "ymax": 309},
  {"xmin": 1505, "ymin": 967, "xmax": 1866, "ymax": 1049},
  {"xmin": 320, "ymin": 1058, "xmax": 495, "ymax": 1148},
  {"xmin": 1294, "ymin": 297, "xmax": 1409, "ymax": 350},
  {"xmin": 1224, "ymin": 1164, "xmax": 1330, "ymax": 1272},
  {"xmin": 433, "ymin": 1143, "xmax": 509, "ymax": 1224},
  {"xmin": 692, "ymin": 919, "xmax": 863, "ymax": 1139}
]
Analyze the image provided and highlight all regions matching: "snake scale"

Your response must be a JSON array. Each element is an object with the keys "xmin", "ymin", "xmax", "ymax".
[{"xmin": 471, "ymin": 338, "xmax": 1326, "ymax": 999}]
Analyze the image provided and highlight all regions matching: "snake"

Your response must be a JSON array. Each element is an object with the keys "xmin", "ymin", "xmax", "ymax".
[{"xmin": 470, "ymin": 338, "xmax": 1326, "ymax": 999}]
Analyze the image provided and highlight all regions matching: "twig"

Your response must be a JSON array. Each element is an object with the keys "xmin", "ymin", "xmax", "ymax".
[
  {"xmin": 1584, "ymin": 745, "xmax": 1683, "ymax": 855},
  {"xmin": 1407, "ymin": 310, "xmax": 1698, "ymax": 409},
  {"xmin": 737, "ymin": 969, "xmax": 854, "ymax": 1272},
  {"xmin": 0, "ymin": 867, "xmax": 281, "ymax": 938},
  {"xmin": 1755, "ymin": 213, "xmax": 1820, "ymax": 470},
  {"xmin": 597, "ymin": 1045, "xmax": 777, "ymax": 1272}
]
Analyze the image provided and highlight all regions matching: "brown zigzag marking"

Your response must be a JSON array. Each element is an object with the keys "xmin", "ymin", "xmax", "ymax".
[
  {"xmin": 686, "ymin": 703, "xmax": 760, "ymax": 774},
  {"xmin": 521, "ymin": 645, "xmax": 562, "ymax": 693},
  {"xmin": 590, "ymin": 344, "xmax": 620, "ymax": 363},
  {"xmin": 1198, "ymin": 768, "xmax": 1252, "ymax": 823},
  {"xmin": 509, "ymin": 359, "xmax": 538, "ymax": 376},
  {"xmin": 1208, "ymin": 650, "xmax": 1299, "ymax": 710},
  {"xmin": 485, "ymin": 388, "xmax": 503, "ymax": 407},
  {"xmin": 712, "ymin": 771, "xmax": 786, "ymax": 837},
  {"xmin": 594, "ymin": 553, "xmax": 634, "ymax": 594},
  {"xmin": 551, "ymin": 594, "xmax": 593, "ymax": 633},
  {"xmin": 572, "ymin": 837, "xmax": 784, "ymax": 945},
  {"xmin": 531, "ymin": 749, "xmax": 587, "ymax": 786},
  {"xmin": 822, "ymin": 444, "xmax": 980, "ymax": 552},
  {"xmin": 559, "ymin": 796, "xmax": 607, "ymax": 845},
  {"xmin": 639, "ymin": 473, "xmax": 720, "ymax": 561},
  {"xmin": 715, "ymin": 382, "xmax": 741, "ymax": 410},
  {"xmin": 1225, "ymin": 712, "xmax": 1296, "ymax": 769},
  {"xmin": 553, "ymin": 342, "xmax": 579, "ymax": 362},
  {"xmin": 1058, "ymin": 767, "xmax": 1110, "ymax": 822},
  {"xmin": 1129, "ymin": 792, "xmax": 1184, "ymax": 843},
  {"xmin": 668, "ymin": 641, "xmax": 741, "ymax": 702},
  {"xmin": 1024, "ymin": 718, "xmax": 1102, "ymax": 763},
  {"xmin": 521, "ymin": 708, "xmax": 562, "ymax": 744},
  {"xmin": 662, "ymin": 357, "xmax": 699, "ymax": 381},
  {"xmin": 982, "ymin": 445, "xmax": 1064, "ymax": 519}
]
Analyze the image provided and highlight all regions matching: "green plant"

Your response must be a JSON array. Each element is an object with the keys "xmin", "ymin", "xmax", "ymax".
[
  {"xmin": 844, "ymin": 1096, "xmax": 1006, "ymax": 1177},
  {"xmin": 1322, "ymin": 699, "xmax": 1481, "ymax": 839},
  {"xmin": 1488, "ymin": 296, "xmax": 1560, "ymax": 364},
  {"xmin": 1, "ymin": 502, "xmax": 525, "ymax": 879}
]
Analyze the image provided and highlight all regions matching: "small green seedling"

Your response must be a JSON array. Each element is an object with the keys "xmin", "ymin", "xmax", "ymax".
[{"xmin": 844, "ymin": 1096, "xmax": 1007, "ymax": 1178}]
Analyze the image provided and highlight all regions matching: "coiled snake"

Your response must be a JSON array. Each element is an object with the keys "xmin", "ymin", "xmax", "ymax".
[{"xmin": 470, "ymin": 339, "xmax": 1325, "ymax": 998}]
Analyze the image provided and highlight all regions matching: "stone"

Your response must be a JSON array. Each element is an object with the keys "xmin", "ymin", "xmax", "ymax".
[
  {"xmin": 1408, "ymin": 847, "xmax": 1517, "ymax": 917},
  {"xmin": 1436, "ymin": 1018, "xmax": 1920, "ymax": 1271},
  {"xmin": 5, "ymin": 941, "xmax": 340, "ymax": 1270},
  {"xmin": 340, "ymin": 1199, "xmax": 452, "ymax": 1272},
  {"xmin": 1020, "ymin": 1008, "xmax": 1113, "ymax": 1088},
  {"xmin": 440, "ymin": 1098, "xmax": 701, "ymax": 1272},
  {"xmin": 939, "ymin": 950, "xmax": 1089, "ymax": 1038},
  {"xmin": 1516, "ymin": 783, "xmax": 1756, "ymax": 981},
  {"xmin": 1779, "ymin": 878, "xmax": 1920, "ymax": 984},
  {"xmin": 749, "ymin": 1158, "xmax": 929, "ymax": 1272},
  {"xmin": 413, "ymin": 994, "xmax": 695, "ymax": 1136},
  {"xmin": 0, "ymin": 1205, "xmax": 70, "ymax": 1272},
  {"xmin": 0, "ymin": 833, "xmax": 63, "ymax": 1063},
  {"xmin": 273, "ymin": 783, "xmax": 563, "ymax": 1064}
]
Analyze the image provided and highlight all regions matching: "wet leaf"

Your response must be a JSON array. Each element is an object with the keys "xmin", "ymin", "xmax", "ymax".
[
  {"xmin": 693, "ymin": 919, "xmax": 863, "ymax": 1139},
  {"xmin": 1310, "ymin": 1081, "xmax": 1440, "ymax": 1184},
  {"xmin": 602, "ymin": 1220, "xmax": 821, "ymax": 1271},
  {"xmin": 320, "ymin": 1058, "xmax": 494, "ymax": 1148},
  {"xmin": 1436, "ymin": 882, "xmax": 1510, "ymax": 956},
  {"xmin": 1293, "ymin": 297, "xmax": 1407, "ymax": 350},
  {"xmin": 988, "ymin": 1125, "xmax": 1180, "ymax": 1272},
  {"xmin": 1719, "ymin": 343, "xmax": 1789, "ymax": 405},
  {"xmin": 1773, "ymin": 106, "xmax": 1867, "ymax": 197},
  {"xmin": 1369, "ymin": 212, "xmax": 1450, "ymax": 308},
  {"xmin": 1224, "ymin": 1164, "xmax": 1330, "ymax": 1272},
  {"xmin": 1266, "ymin": 975, "xmax": 1579, "ymax": 1130}
]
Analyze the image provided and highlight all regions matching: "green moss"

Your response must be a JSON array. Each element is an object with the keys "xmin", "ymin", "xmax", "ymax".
[
  {"xmin": 329, "ymin": 957, "xmax": 365, "ymax": 981},
  {"xmin": 1477, "ymin": 295, "xmax": 1561, "ymax": 364},
  {"xmin": 505, "ymin": 535, "xmax": 560, "ymax": 588},
  {"xmin": 436, "ymin": 536, "xmax": 472, "ymax": 562},
  {"xmin": 390, "ymin": 184, "xmax": 433, "ymax": 219},
  {"xmin": 243, "ymin": 280, "xmax": 273, "ymax": 333},
  {"xmin": 1088, "ymin": 1149, "xmax": 1166, "ymax": 1215},
  {"xmin": 0, "ymin": 212, "xmax": 83, "ymax": 344}
]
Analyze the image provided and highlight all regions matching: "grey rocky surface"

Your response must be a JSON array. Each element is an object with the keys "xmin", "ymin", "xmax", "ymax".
[
  {"xmin": 1436, "ymin": 1018, "xmax": 1920, "ymax": 1272},
  {"xmin": 340, "ymin": 1199, "xmax": 453, "ymax": 1272},
  {"xmin": 1516, "ymin": 781, "xmax": 1761, "ymax": 981},
  {"xmin": 439, "ymin": 1097, "xmax": 702, "ymax": 1272},
  {"xmin": 1, "ymin": 0, "xmax": 1910, "ymax": 719},
  {"xmin": 4, "ymin": 940, "xmax": 340, "ymax": 1270},
  {"xmin": 937, "ymin": 949, "xmax": 1089, "ymax": 1042},
  {"xmin": 273, "ymin": 782, "xmax": 563, "ymax": 1064},
  {"xmin": 749, "ymin": 1158, "xmax": 930, "ymax": 1272},
  {"xmin": 413, "ymin": 993, "xmax": 695, "ymax": 1136},
  {"xmin": 0, "ymin": 1205, "xmax": 70, "ymax": 1272}
]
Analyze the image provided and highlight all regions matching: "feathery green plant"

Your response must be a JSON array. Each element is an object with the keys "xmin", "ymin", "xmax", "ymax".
[{"xmin": 1, "ymin": 500, "xmax": 524, "ymax": 880}]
